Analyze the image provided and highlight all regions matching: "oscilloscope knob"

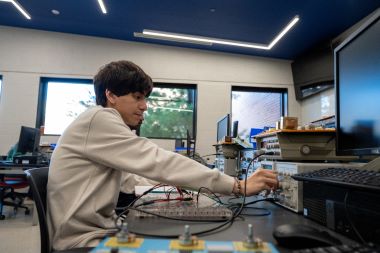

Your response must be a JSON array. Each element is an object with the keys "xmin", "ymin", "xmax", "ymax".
[{"xmin": 300, "ymin": 145, "xmax": 311, "ymax": 155}]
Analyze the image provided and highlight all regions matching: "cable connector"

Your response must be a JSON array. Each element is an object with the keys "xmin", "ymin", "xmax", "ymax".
[
  {"xmin": 243, "ymin": 224, "xmax": 263, "ymax": 248},
  {"xmin": 116, "ymin": 221, "xmax": 136, "ymax": 244},
  {"xmin": 179, "ymin": 225, "xmax": 198, "ymax": 246}
]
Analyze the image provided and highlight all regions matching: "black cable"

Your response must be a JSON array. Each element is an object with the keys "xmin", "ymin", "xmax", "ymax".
[
  {"xmin": 115, "ymin": 183, "xmax": 168, "ymax": 228},
  {"xmin": 227, "ymin": 151, "xmax": 276, "ymax": 220},
  {"xmin": 227, "ymin": 197, "xmax": 275, "ymax": 210},
  {"xmin": 242, "ymin": 197, "xmax": 277, "ymax": 206},
  {"xmin": 130, "ymin": 214, "xmax": 236, "ymax": 238},
  {"xmin": 124, "ymin": 184, "xmax": 241, "ymax": 237},
  {"xmin": 115, "ymin": 183, "xmax": 236, "ymax": 237},
  {"xmin": 344, "ymin": 191, "xmax": 366, "ymax": 243},
  {"xmin": 134, "ymin": 197, "xmax": 193, "ymax": 208},
  {"xmin": 126, "ymin": 194, "xmax": 239, "ymax": 238},
  {"xmin": 232, "ymin": 151, "xmax": 267, "ymax": 217},
  {"xmin": 115, "ymin": 151, "xmax": 269, "ymax": 238},
  {"xmin": 196, "ymin": 187, "xmax": 225, "ymax": 206}
]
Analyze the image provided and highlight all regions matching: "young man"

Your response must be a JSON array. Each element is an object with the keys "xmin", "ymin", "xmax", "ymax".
[{"xmin": 47, "ymin": 60, "xmax": 278, "ymax": 250}]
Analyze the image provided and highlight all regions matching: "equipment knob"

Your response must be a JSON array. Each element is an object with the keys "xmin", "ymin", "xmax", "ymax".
[{"xmin": 300, "ymin": 145, "xmax": 311, "ymax": 155}]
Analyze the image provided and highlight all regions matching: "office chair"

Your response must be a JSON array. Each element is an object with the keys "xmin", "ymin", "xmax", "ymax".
[
  {"xmin": 0, "ymin": 175, "xmax": 30, "ymax": 220},
  {"xmin": 25, "ymin": 168, "xmax": 92, "ymax": 253}
]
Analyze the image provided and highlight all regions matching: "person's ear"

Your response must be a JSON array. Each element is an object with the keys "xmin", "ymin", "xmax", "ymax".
[{"xmin": 105, "ymin": 89, "xmax": 117, "ymax": 105}]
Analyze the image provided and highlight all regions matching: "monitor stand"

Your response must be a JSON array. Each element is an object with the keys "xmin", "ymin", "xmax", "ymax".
[{"xmin": 361, "ymin": 155, "xmax": 380, "ymax": 172}]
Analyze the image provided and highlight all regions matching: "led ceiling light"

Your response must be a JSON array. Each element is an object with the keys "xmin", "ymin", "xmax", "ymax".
[
  {"xmin": 134, "ymin": 32, "xmax": 213, "ymax": 46},
  {"xmin": 137, "ymin": 15, "xmax": 299, "ymax": 50},
  {"xmin": 141, "ymin": 30, "xmax": 268, "ymax": 49},
  {"xmin": 97, "ymin": 0, "xmax": 107, "ymax": 14},
  {"xmin": 51, "ymin": 9, "xmax": 60, "ymax": 15},
  {"xmin": 0, "ymin": 0, "xmax": 31, "ymax": 19},
  {"xmin": 267, "ymin": 15, "xmax": 300, "ymax": 49}
]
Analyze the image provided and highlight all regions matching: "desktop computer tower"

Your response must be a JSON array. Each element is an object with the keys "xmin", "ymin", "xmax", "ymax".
[{"xmin": 303, "ymin": 181, "xmax": 380, "ymax": 244}]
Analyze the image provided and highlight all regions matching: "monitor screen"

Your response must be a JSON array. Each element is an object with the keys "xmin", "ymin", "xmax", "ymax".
[
  {"xmin": 217, "ymin": 114, "xmax": 231, "ymax": 142},
  {"xmin": 335, "ymin": 10, "xmax": 380, "ymax": 156},
  {"xmin": 232, "ymin": 121, "xmax": 239, "ymax": 138},
  {"xmin": 17, "ymin": 126, "xmax": 41, "ymax": 155}
]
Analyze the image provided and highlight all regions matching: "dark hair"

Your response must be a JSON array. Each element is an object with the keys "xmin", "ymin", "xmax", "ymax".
[{"xmin": 94, "ymin": 60, "xmax": 153, "ymax": 106}]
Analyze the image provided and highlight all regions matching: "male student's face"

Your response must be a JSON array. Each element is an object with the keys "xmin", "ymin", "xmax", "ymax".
[{"xmin": 106, "ymin": 90, "xmax": 148, "ymax": 127}]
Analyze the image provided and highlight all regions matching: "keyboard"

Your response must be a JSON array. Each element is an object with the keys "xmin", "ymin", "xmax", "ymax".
[
  {"xmin": 292, "ymin": 242, "xmax": 380, "ymax": 253},
  {"xmin": 292, "ymin": 167, "xmax": 380, "ymax": 192}
]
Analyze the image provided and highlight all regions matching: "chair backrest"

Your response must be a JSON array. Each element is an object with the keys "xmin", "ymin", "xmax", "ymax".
[{"xmin": 25, "ymin": 167, "xmax": 50, "ymax": 253}]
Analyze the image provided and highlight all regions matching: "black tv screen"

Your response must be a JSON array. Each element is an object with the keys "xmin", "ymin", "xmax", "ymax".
[
  {"xmin": 17, "ymin": 126, "xmax": 41, "ymax": 155},
  {"xmin": 335, "ymin": 9, "xmax": 380, "ymax": 156}
]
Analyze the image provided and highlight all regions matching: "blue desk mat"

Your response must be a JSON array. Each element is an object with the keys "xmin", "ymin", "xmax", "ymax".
[{"xmin": 90, "ymin": 237, "xmax": 280, "ymax": 253}]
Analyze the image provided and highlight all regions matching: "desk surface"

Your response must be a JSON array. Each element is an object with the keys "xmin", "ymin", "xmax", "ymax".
[
  {"xmin": 126, "ymin": 198, "xmax": 356, "ymax": 253},
  {"xmin": 0, "ymin": 162, "xmax": 47, "ymax": 175},
  {"xmin": 0, "ymin": 161, "xmax": 47, "ymax": 167}
]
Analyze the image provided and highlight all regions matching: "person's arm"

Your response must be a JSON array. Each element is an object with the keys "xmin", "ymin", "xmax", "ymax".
[
  {"xmin": 120, "ymin": 172, "xmax": 159, "ymax": 193},
  {"xmin": 83, "ymin": 108, "xmax": 235, "ymax": 195}
]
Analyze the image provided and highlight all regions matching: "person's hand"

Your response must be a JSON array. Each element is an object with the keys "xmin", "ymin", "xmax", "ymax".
[{"xmin": 238, "ymin": 168, "xmax": 278, "ymax": 196}]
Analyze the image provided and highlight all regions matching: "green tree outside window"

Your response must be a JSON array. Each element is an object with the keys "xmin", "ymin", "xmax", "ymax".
[{"xmin": 140, "ymin": 86, "xmax": 196, "ymax": 139}]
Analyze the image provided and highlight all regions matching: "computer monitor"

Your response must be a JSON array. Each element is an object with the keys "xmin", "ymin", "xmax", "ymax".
[
  {"xmin": 217, "ymin": 114, "xmax": 231, "ymax": 142},
  {"xmin": 17, "ymin": 126, "xmax": 41, "ymax": 155},
  {"xmin": 232, "ymin": 121, "xmax": 239, "ymax": 138},
  {"xmin": 335, "ymin": 9, "xmax": 380, "ymax": 157}
]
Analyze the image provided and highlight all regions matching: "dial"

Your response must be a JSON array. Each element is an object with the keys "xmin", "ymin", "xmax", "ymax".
[{"xmin": 300, "ymin": 145, "xmax": 311, "ymax": 155}]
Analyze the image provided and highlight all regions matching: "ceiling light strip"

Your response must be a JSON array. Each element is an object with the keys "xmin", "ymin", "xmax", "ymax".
[
  {"xmin": 140, "ymin": 15, "xmax": 299, "ymax": 50},
  {"xmin": 0, "ymin": 0, "xmax": 31, "ymax": 19},
  {"xmin": 143, "ymin": 30, "xmax": 268, "ymax": 50},
  {"xmin": 97, "ymin": 0, "xmax": 107, "ymax": 14},
  {"xmin": 134, "ymin": 32, "xmax": 213, "ymax": 46},
  {"xmin": 11, "ymin": 0, "xmax": 30, "ymax": 19},
  {"xmin": 268, "ymin": 15, "xmax": 299, "ymax": 49}
]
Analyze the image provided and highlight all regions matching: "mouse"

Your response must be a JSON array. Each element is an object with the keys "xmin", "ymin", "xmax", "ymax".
[{"xmin": 273, "ymin": 223, "xmax": 341, "ymax": 249}]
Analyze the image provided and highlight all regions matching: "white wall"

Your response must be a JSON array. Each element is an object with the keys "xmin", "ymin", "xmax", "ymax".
[
  {"xmin": 0, "ymin": 25, "xmax": 299, "ymax": 156},
  {"xmin": 300, "ymin": 88, "xmax": 335, "ymax": 125}
]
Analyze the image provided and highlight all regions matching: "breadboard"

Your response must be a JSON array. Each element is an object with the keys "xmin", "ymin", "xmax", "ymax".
[{"xmin": 130, "ymin": 206, "xmax": 233, "ymax": 221}]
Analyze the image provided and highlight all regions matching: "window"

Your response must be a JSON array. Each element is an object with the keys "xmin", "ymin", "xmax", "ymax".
[
  {"xmin": 140, "ymin": 83, "xmax": 197, "ymax": 139},
  {"xmin": 231, "ymin": 86, "xmax": 288, "ymax": 140},
  {"xmin": 37, "ymin": 79, "xmax": 197, "ymax": 139},
  {"xmin": 37, "ymin": 78, "xmax": 95, "ymax": 135}
]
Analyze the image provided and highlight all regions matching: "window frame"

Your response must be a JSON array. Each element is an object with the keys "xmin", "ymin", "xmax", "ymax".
[
  {"xmin": 36, "ymin": 77, "xmax": 94, "ymax": 135},
  {"xmin": 140, "ymin": 82, "xmax": 198, "ymax": 140}
]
